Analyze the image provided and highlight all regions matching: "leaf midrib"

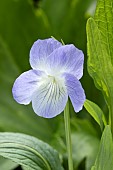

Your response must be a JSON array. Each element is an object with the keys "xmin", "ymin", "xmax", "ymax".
[{"xmin": 0, "ymin": 142, "xmax": 51, "ymax": 170}]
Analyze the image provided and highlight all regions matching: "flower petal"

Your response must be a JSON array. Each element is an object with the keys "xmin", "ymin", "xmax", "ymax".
[
  {"xmin": 12, "ymin": 70, "xmax": 45, "ymax": 105},
  {"xmin": 46, "ymin": 44, "xmax": 84, "ymax": 79},
  {"xmin": 30, "ymin": 38, "xmax": 62, "ymax": 70},
  {"xmin": 64, "ymin": 73, "xmax": 86, "ymax": 112},
  {"xmin": 32, "ymin": 79, "xmax": 68, "ymax": 118}
]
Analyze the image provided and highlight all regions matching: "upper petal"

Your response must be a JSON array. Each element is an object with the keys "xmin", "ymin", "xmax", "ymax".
[
  {"xmin": 30, "ymin": 38, "xmax": 62, "ymax": 70},
  {"xmin": 63, "ymin": 73, "xmax": 86, "ymax": 112},
  {"xmin": 12, "ymin": 70, "xmax": 45, "ymax": 105},
  {"xmin": 46, "ymin": 44, "xmax": 84, "ymax": 79},
  {"xmin": 31, "ymin": 77, "xmax": 68, "ymax": 118}
]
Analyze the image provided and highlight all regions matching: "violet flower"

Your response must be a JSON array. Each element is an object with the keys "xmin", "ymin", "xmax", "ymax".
[{"xmin": 12, "ymin": 38, "xmax": 86, "ymax": 118}]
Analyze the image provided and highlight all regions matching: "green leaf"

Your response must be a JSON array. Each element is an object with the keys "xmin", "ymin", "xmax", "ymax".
[
  {"xmin": 94, "ymin": 0, "xmax": 113, "ymax": 62},
  {"xmin": 84, "ymin": 99, "xmax": 107, "ymax": 130},
  {"xmin": 92, "ymin": 125, "xmax": 113, "ymax": 170},
  {"xmin": 0, "ymin": 132, "xmax": 64, "ymax": 170},
  {"xmin": 87, "ymin": 17, "xmax": 113, "ymax": 118},
  {"xmin": 0, "ymin": 156, "xmax": 18, "ymax": 170},
  {"xmin": 86, "ymin": 0, "xmax": 113, "ymax": 127}
]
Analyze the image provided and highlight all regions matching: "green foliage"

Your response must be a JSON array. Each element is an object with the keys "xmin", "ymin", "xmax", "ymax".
[
  {"xmin": 84, "ymin": 99, "xmax": 107, "ymax": 131},
  {"xmin": 0, "ymin": 0, "xmax": 65, "ymax": 148},
  {"xmin": 0, "ymin": 132, "xmax": 63, "ymax": 170},
  {"xmin": 91, "ymin": 125, "xmax": 113, "ymax": 170},
  {"xmin": 0, "ymin": 0, "xmax": 111, "ymax": 169},
  {"xmin": 0, "ymin": 0, "xmax": 94, "ymax": 148},
  {"xmin": 86, "ymin": 0, "xmax": 113, "ymax": 123},
  {"xmin": 86, "ymin": 1, "xmax": 113, "ymax": 169},
  {"xmin": 87, "ymin": 17, "xmax": 113, "ymax": 111},
  {"xmin": 94, "ymin": 0, "xmax": 113, "ymax": 63}
]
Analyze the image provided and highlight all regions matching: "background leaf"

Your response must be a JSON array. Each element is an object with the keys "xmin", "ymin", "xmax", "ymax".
[
  {"xmin": 0, "ymin": 132, "xmax": 63, "ymax": 170},
  {"xmin": 0, "ymin": 0, "xmax": 65, "ymax": 147}
]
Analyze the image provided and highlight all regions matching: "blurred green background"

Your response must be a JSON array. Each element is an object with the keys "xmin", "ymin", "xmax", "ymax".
[{"xmin": 0, "ymin": 0, "xmax": 105, "ymax": 170}]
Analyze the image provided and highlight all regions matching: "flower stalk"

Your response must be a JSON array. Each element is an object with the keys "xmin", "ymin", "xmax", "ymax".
[{"xmin": 64, "ymin": 100, "xmax": 73, "ymax": 170}]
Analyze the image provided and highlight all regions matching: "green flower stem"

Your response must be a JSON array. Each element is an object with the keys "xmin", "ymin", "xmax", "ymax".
[{"xmin": 64, "ymin": 100, "xmax": 73, "ymax": 170}]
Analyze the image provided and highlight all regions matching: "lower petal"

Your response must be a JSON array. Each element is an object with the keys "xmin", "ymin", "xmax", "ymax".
[
  {"xmin": 64, "ymin": 73, "xmax": 86, "ymax": 112},
  {"xmin": 32, "ymin": 81, "xmax": 68, "ymax": 118},
  {"xmin": 12, "ymin": 70, "xmax": 44, "ymax": 105}
]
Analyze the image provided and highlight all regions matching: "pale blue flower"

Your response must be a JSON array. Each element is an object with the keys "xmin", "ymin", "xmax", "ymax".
[{"xmin": 12, "ymin": 38, "xmax": 86, "ymax": 118}]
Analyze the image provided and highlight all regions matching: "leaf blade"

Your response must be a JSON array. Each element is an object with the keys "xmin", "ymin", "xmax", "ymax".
[
  {"xmin": 94, "ymin": 0, "xmax": 113, "ymax": 62},
  {"xmin": 92, "ymin": 125, "xmax": 113, "ymax": 170},
  {"xmin": 84, "ymin": 99, "xmax": 107, "ymax": 130},
  {"xmin": 87, "ymin": 17, "xmax": 113, "ymax": 113},
  {"xmin": 0, "ymin": 133, "xmax": 64, "ymax": 170}
]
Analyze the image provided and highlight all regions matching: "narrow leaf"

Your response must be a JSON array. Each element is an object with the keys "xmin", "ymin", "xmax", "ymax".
[
  {"xmin": 0, "ymin": 133, "xmax": 63, "ymax": 170},
  {"xmin": 84, "ymin": 99, "xmax": 107, "ymax": 130},
  {"xmin": 92, "ymin": 125, "xmax": 113, "ymax": 170}
]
